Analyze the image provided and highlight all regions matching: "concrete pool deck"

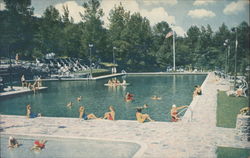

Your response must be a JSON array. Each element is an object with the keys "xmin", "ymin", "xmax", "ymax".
[
  {"xmin": 0, "ymin": 86, "xmax": 47, "ymax": 97},
  {"xmin": 0, "ymin": 72, "xmax": 249, "ymax": 158}
]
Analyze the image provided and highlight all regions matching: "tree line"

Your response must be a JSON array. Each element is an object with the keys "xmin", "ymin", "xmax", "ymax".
[{"xmin": 0, "ymin": 0, "xmax": 249, "ymax": 73}]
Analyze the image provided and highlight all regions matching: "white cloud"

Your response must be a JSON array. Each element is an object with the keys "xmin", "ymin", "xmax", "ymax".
[
  {"xmin": 193, "ymin": 0, "xmax": 216, "ymax": 6},
  {"xmin": 173, "ymin": 26, "xmax": 186, "ymax": 37},
  {"xmin": 52, "ymin": 0, "xmax": 185, "ymax": 36},
  {"xmin": 143, "ymin": 0, "xmax": 178, "ymax": 6},
  {"xmin": 101, "ymin": 1, "xmax": 175, "ymax": 26},
  {"xmin": 0, "ymin": 2, "xmax": 6, "ymax": 11},
  {"xmin": 33, "ymin": 14, "xmax": 42, "ymax": 18},
  {"xmin": 223, "ymin": 0, "xmax": 248, "ymax": 15},
  {"xmin": 140, "ymin": 7, "xmax": 176, "ymax": 26},
  {"xmin": 54, "ymin": 1, "xmax": 85, "ymax": 23},
  {"xmin": 188, "ymin": 9, "xmax": 216, "ymax": 19}
]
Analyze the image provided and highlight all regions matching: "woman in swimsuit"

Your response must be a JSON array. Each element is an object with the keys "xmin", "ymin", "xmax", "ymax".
[
  {"xmin": 79, "ymin": 106, "xmax": 99, "ymax": 120},
  {"xmin": 26, "ymin": 104, "xmax": 41, "ymax": 118},
  {"xmin": 136, "ymin": 108, "xmax": 154, "ymax": 123},
  {"xmin": 170, "ymin": 104, "xmax": 188, "ymax": 122},
  {"xmin": 103, "ymin": 106, "xmax": 115, "ymax": 120}
]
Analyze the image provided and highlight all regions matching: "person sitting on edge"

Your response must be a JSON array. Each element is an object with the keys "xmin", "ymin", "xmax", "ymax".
[
  {"xmin": 31, "ymin": 140, "xmax": 47, "ymax": 151},
  {"xmin": 27, "ymin": 82, "xmax": 32, "ymax": 89},
  {"xmin": 196, "ymin": 85, "xmax": 202, "ymax": 95},
  {"xmin": 8, "ymin": 136, "xmax": 19, "ymax": 148},
  {"xmin": 192, "ymin": 86, "xmax": 197, "ymax": 97},
  {"xmin": 79, "ymin": 106, "xmax": 99, "ymax": 120},
  {"xmin": 37, "ymin": 76, "xmax": 42, "ymax": 88},
  {"xmin": 136, "ymin": 108, "xmax": 154, "ymax": 123},
  {"xmin": 103, "ymin": 106, "xmax": 115, "ymax": 120},
  {"xmin": 26, "ymin": 104, "xmax": 41, "ymax": 118},
  {"xmin": 171, "ymin": 104, "xmax": 188, "ymax": 122},
  {"xmin": 31, "ymin": 81, "xmax": 39, "ymax": 94}
]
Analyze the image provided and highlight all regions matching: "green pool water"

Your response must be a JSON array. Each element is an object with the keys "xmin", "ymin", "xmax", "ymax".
[
  {"xmin": 0, "ymin": 74, "xmax": 206, "ymax": 121},
  {"xmin": 1, "ymin": 135, "xmax": 141, "ymax": 158}
]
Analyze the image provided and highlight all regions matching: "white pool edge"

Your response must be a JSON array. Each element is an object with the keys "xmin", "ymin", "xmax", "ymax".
[
  {"xmin": 181, "ymin": 72, "xmax": 210, "ymax": 122},
  {"xmin": 0, "ymin": 132, "xmax": 147, "ymax": 158}
]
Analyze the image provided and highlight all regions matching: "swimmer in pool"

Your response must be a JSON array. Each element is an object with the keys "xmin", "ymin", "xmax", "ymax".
[
  {"xmin": 151, "ymin": 95, "xmax": 162, "ymax": 100},
  {"xmin": 77, "ymin": 96, "xmax": 82, "ymax": 102},
  {"xmin": 67, "ymin": 102, "xmax": 73, "ymax": 108},
  {"xmin": 125, "ymin": 92, "xmax": 134, "ymax": 102}
]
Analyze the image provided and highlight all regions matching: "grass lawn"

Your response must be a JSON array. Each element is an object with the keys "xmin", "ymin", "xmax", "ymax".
[
  {"xmin": 216, "ymin": 91, "xmax": 248, "ymax": 128},
  {"xmin": 216, "ymin": 147, "xmax": 250, "ymax": 158}
]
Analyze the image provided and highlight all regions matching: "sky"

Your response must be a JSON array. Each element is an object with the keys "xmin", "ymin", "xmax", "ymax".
[{"xmin": 0, "ymin": 0, "xmax": 249, "ymax": 36}]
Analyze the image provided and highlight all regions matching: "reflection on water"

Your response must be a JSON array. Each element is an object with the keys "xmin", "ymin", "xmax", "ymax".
[{"xmin": 0, "ymin": 75, "xmax": 206, "ymax": 121}]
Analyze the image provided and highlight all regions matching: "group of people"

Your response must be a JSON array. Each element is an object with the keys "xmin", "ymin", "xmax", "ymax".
[
  {"xmin": 79, "ymin": 103, "xmax": 189, "ymax": 123},
  {"xmin": 78, "ymin": 105, "xmax": 115, "ymax": 120},
  {"xmin": 8, "ymin": 136, "xmax": 47, "ymax": 151},
  {"xmin": 25, "ymin": 82, "xmax": 200, "ymax": 123},
  {"xmin": 107, "ymin": 78, "xmax": 127, "ymax": 86},
  {"xmin": 66, "ymin": 96, "xmax": 82, "ymax": 108},
  {"xmin": 25, "ymin": 102, "xmax": 189, "ymax": 123},
  {"xmin": 135, "ymin": 103, "xmax": 189, "ymax": 123},
  {"xmin": 21, "ymin": 75, "xmax": 42, "ymax": 94}
]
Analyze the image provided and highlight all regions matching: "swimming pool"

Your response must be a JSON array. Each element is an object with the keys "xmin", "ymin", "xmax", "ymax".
[
  {"xmin": 1, "ymin": 134, "xmax": 141, "ymax": 158},
  {"xmin": 0, "ymin": 74, "xmax": 206, "ymax": 121}
]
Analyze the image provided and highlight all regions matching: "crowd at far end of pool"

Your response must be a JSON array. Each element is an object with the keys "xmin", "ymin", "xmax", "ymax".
[{"xmin": 25, "ymin": 79, "xmax": 203, "ymax": 123}]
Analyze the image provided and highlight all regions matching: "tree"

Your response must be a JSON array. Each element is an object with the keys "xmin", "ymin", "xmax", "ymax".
[
  {"xmin": 0, "ymin": 0, "xmax": 35, "ymax": 59},
  {"xmin": 152, "ymin": 21, "xmax": 172, "ymax": 70},
  {"xmin": 34, "ymin": 6, "xmax": 64, "ymax": 56},
  {"xmin": 107, "ymin": 3, "xmax": 130, "ymax": 67},
  {"xmin": 119, "ymin": 12, "xmax": 153, "ymax": 71},
  {"xmin": 80, "ymin": 0, "xmax": 107, "ymax": 62}
]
